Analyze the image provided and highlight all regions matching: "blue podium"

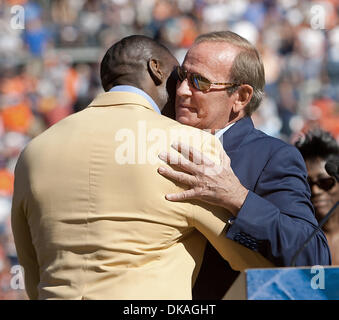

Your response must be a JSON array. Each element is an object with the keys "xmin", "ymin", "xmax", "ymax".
[{"xmin": 223, "ymin": 266, "xmax": 339, "ymax": 300}]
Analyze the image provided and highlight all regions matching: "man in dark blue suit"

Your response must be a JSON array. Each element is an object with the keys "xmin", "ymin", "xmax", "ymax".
[{"xmin": 158, "ymin": 31, "xmax": 331, "ymax": 299}]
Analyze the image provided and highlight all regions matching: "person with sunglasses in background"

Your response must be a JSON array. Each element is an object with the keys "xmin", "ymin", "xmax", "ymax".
[
  {"xmin": 296, "ymin": 129, "xmax": 339, "ymax": 265},
  {"xmin": 158, "ymin": 31, "xmax": 331, "ymax": 299}
]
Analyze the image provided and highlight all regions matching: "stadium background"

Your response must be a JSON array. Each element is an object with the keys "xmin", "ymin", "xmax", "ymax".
[{"xmin": 0, "ymin": 0, "xmax": 338, "ymax": 299}]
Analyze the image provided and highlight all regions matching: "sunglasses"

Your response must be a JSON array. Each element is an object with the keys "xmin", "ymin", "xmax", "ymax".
[
  {"xmin": 176, "ymin": 66, "xmax": 239, "ymax": 92},
  {"xmin": 307, "ymin": 176, "xmax": 336, "ymax": 191}
]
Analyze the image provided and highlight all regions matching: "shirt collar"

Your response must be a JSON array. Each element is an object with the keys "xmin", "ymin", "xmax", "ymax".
[
  {"xmin": 215, "ymin": 122, "xmax": 236, "ymax": 140},
  {"xmin": 109, "ymin": 85, "xmax": 161, "ymax": 115}
]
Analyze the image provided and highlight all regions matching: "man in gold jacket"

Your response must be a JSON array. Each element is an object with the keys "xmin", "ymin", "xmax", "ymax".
[{"xmin": 11, "ymin": 35, "xmax": 271, "ymax": 300}]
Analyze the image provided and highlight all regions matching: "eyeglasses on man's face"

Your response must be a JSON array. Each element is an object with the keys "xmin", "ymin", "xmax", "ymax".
[
  {"xmin": 307, "ymin": 176, "xmax": 336, "ymax": 192},
  {"xmin": 176, "ymin": 66, "xmax": 240, "ymax": 92}
]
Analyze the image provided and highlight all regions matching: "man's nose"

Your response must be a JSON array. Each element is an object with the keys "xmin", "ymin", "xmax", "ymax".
[
  {"xmin": 176, "ymin": 79, "xmax": 192, "ymax": 97},
  {"xmin": 311, "ymin": 184, "xmax": 324, "ymax": 196}
]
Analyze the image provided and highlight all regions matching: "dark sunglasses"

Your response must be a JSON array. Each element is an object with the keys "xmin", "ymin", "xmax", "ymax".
[
  {"xmin": 176, "ymin": 66, "xmax": 239, "ymax": 92},
  {"xmin": 307, "ymin": 176, "xmax": 336, "ymax": 191}
]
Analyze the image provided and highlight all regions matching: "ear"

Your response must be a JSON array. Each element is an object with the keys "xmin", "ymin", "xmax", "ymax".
[
  {"xmin": 148, "ymin": 59, "xmax": 164, "ymax": 86},
  {"xmin": 233, "ymin": 84, "xmax": 253, "ymax": 113}
]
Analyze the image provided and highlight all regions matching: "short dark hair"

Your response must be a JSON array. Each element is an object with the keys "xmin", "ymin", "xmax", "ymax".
[
  {"xmin": 295, "ymin": 128, "xmax": 339, "ymax": 161},
  {"xmin": 195, "ymin": 31, "xmax": 265, "ymax": 115},
  {"xmin": 100, "ymin": 35, "xmax": 173, "ymax": 91}
]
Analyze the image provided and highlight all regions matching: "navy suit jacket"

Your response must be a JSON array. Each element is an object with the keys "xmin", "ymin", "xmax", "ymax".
[{"xmin": 193, "ymin": 116, "xmax": 331, "ymax": 299}]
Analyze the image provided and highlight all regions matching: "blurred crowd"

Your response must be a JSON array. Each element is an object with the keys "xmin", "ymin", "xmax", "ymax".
[{"xmin": 0, "ymin": 0, "xmax": 339, "ymax": 299}]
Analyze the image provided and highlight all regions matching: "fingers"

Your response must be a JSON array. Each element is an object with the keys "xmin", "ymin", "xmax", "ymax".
[
  {"xmin": 158, "ymin": 166, "xmax": 196, "ymax": 186},
  {"xmin": 158, "ymin": 150, "xmax": 199, "ymax": 174},
  {"xmin": 171, "ymin": 142, "xmax": 214, "ymax": 166},
  {"xmin": 172, "ymin": 141, "xmax": 201, "ymax": 164},
  {"xmin": 165, "ymin": 189, "xmax": 197, "ymax": 202}
]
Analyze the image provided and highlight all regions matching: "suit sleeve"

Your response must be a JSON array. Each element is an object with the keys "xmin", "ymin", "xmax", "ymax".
[
  {"xmin": 191, "ymin": 201, "xmax": 274, "ymax": 271},
  {"xmin": 188, "ymin": 134, "xmax": 274, "ymax": 271},
  {"xmin": 11, "ymin": 153, "xmax": 40, "ymax": 300},
  {"xmin": 226, "ymin": 144, "xmax": 332, "ymax": 267}
]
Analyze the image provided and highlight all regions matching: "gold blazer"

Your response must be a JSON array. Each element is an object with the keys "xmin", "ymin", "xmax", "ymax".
[{"xmin": 12, "ymin": 91, "xmax": 272, "ymax": 300}]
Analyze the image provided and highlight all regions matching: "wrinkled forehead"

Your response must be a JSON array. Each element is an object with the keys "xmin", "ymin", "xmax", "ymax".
[{"xmin": 183, "ymin": 41, "xmax": 239, "ymax": 78}]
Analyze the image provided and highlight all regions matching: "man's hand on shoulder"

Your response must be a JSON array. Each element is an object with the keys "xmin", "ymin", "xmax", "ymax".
[{"xmin": 158, "ymin": 142, "xmax": 248, "ymax": 216}]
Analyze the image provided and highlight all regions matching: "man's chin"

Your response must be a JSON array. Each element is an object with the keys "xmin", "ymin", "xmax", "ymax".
[
  {"xmin": 176, "ymin": 115, "xmax": 196, "ymax": 126},
  {"xmin": 315, "ymin": 207, "xmax": 331, "ymax": 221}
]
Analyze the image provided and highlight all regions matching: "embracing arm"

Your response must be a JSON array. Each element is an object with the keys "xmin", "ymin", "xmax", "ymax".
[
  {"xmin": 190, "ymin": 200, "xmax": 274, "ymax": 271},
  {"xmin": 158, "ymin": 141, "xmax": 273, "ymax": 270},
  {"xmin": 158, "ymin": 142, "xmax": 331, "ymax": 267}
]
